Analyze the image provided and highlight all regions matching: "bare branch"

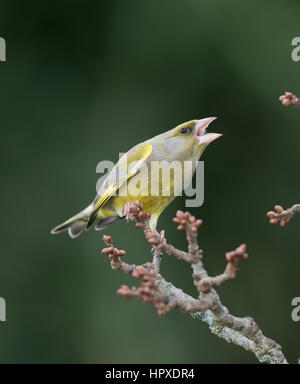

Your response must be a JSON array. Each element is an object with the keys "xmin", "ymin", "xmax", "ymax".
[{"xmin": 101, "ymin": 202, "xmax": 288, "ymax": 364}]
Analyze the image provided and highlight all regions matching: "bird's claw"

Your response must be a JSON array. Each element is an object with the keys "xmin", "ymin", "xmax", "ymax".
[{"xmin": 123, "ymin": 202, "xmax": 132, "ymax": 222}]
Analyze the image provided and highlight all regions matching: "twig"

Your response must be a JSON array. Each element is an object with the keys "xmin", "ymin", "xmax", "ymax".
[
  {"xmin": 267, "ymin": 204, "xmax": 300, "ymax": 226},
  {"xmin": 268, "ymin": 93, "xmax": 300, "ymax": 227},
  {"xmin": 101, "ymin": 202, "xmax": 288, "ymax": 364}
]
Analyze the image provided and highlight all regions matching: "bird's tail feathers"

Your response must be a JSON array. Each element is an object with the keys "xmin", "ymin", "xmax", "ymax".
[
  {"xmin": 95, "ymin": 215, "xmax": 123, "ymax": 231},
  {"xmin": 51, "ymin": 206, "xmax": 92, "ymax": 238}
]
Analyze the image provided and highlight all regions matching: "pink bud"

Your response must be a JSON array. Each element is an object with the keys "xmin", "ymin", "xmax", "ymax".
[{"xmin": 190, "ymin": 216, "xmax": 196, "ymax": 223}]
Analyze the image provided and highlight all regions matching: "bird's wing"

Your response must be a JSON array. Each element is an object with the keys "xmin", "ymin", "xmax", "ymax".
[{"xmin": 86, "ymin": 142, "xmax": 152, "ymax": 228}]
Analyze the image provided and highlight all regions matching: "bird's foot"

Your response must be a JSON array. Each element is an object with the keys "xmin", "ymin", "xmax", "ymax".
[
  {"xmin": 159, "ymin": 229, "xmax": 166, "ymax": 244},
  {"xmin": 123, "ymin": 202, "xmax": 132, "ymax": 222},
  {"xmin": 123, "ymin": 200, "xmax": 144, "ymax": 222}
]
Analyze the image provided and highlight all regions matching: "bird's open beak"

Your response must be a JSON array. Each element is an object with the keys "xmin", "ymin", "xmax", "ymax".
[{"xmin": 195, "ymin": 117, "xmax": 222, "ymax": 145}]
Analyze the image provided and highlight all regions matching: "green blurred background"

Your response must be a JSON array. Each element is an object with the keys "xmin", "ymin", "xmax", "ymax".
[{"xmin": 0, "ymin": 0, "xmax": 299, "ymax": 364}]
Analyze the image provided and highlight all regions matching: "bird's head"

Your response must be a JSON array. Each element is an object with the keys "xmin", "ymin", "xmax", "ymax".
[{"xmin": 156, "ymin": 117, "xmax": 222, "ymax": 160}]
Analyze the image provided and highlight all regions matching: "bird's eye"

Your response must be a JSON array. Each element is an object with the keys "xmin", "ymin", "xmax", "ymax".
[{"xmin": 180, "ymin": 127, "xmax": 188, "ymax": 134}]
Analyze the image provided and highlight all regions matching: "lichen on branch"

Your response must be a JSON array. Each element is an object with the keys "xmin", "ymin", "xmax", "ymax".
[{"xmin": 101, "ymin": 202, "xmax": 288, "ymax": 364}]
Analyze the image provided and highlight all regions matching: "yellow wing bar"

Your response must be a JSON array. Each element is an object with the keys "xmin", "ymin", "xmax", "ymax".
[{"xmin": 86, "ymin": 142, "xmax": 152, "ymax": 228}]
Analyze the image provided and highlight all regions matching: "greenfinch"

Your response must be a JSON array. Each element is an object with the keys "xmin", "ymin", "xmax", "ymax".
[{"xmin": 51, "ymin": 118, "xmax": 221, "ymax": 238}]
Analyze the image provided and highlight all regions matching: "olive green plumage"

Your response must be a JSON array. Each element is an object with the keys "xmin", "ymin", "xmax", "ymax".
[{"xmin": 51, "ymin": 118, "xmax": 221, "ymax": 238}]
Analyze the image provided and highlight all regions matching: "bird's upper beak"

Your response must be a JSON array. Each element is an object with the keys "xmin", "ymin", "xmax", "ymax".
[{"xmin": 195, "ymin": 117, "xmax": 222, "ymax": 145}]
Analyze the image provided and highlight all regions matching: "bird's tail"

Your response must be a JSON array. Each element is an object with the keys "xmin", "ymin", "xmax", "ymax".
[{"xmin": 51, "ymin": 206, "xmax": 92, "ymax": 238}]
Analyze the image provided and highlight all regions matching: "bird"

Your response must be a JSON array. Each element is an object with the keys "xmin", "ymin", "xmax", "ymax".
[{"xmin": 51, "ymin": 117, "xmax": 221, "ymax": 238}]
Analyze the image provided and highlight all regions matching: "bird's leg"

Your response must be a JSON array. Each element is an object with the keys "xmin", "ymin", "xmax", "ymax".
[
  {"xmin": 123, "ymin": 202, "xmax": 132, "ymax": 222},
  {"xmin": 159, "ymin": 229, "xmax": 165, "ymax": 243}
]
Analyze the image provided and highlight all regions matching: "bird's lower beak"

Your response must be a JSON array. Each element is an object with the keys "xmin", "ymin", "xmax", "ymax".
[{"xmin": 195, "ymin": 117, "xmax": 222, "ymax": 145}]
